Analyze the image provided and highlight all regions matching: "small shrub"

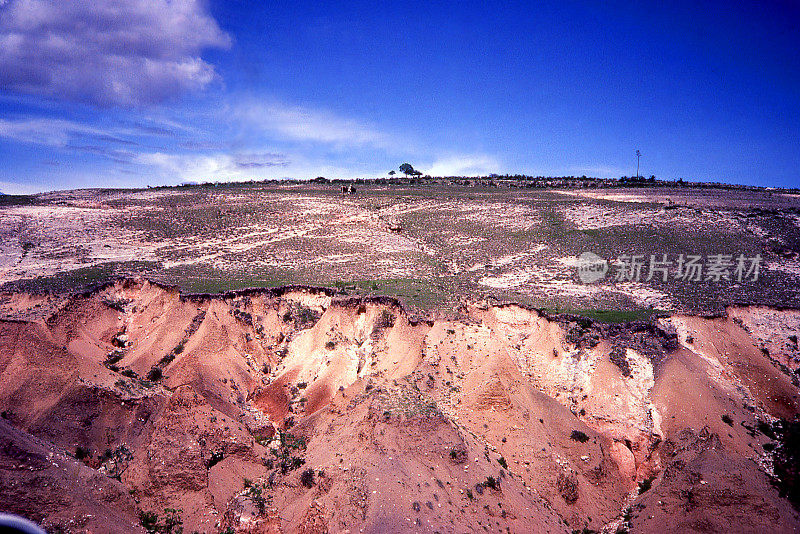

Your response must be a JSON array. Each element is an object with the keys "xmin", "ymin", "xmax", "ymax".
[
  {"xmin": 325, "ymin": 340, "xmax": 336, "ymax": 350},
  {"xmin": 721, "ymin": 414, "xmax": 734, "ymax": 426},
  {"xmin": 105, "ymin": 351, "xmax": 124, "ymax": 366},
  {"xmin": 247, "ymin": 483, "xmax": 269, "ymax": 515},
  {"xmin": 571, "ymin": 430, "xmax": 590, "ymax": 443},
  {"xmin": 300, "ymin": 467, "xmax": 315, "ymax": 488},
  {"xmin": 173, "ymin": 342, "xmax": 185, "ymax": 354},
  {"xmin": 297, "ymin": 306, "xmax": 321, "ymax": 327},
  {"xmin": 376, "ymin": 309, "xmax": 395, "ymax": 329},
  {"xmin": 101, "ymin": 444, "xmax": 133, "ymax": 480},
  {"xmin": 139, "ymin": 511, "xmax": 159, "ymax": 532},
  {"xmin": 280, "ymin": 456, "xmax": 305, "ymax": 474},
  {"xmin": 75, "ymin": 446, "xmax": 90, "ymax": 460},
  {"xmin": 498, "ymin": 457, "xmax": 508, "ymax": 469},
  {"xmin": 484, "ymin": 476, "xmax": 498, "ymax": 490},
  {"xmin": 147, "ymin": 367, "xmax": 163, "ymax": 381},
  {"xmin": 280, "ymin": 431, "xmax": 307, "ymax": 450},
  {"xmin": 772, "ymin": 419, "xmax": 800, "ymax": 508},
  {"xmin": 466, "ymin": 488, "xmax": 474, "ymax": 500},
  {"xmin": 609, "ymin": 347, "xmax": 632, "ymax": 378},
  {"xmin": 161, "ymin": 508, "xmax": 182, "ymax": 534}
]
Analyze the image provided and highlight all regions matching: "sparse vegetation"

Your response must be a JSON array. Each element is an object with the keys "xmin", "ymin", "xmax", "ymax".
[
  {"xmin": 483, "ymin": 476, "xmax": 499, "ymax": 490},
  {"xmin": 246, "ymin": 482, "xmax": 270, "ymax": 515},
  {"xmin": 376, "ymin": 309, "xmax": 396, "ymax": 329},
  {"xmin": 139, "ymin": 508, "xmax": 183, "ymax": 534},
  {"xmin": 300, "ymin": 467, "xmax": 315, "ymax": 488},
  {"xmin": 571, "ymin": 430, "xmax": 590, "ymax": 443},
  {"xmin": 722, "ymin": 414, "xmax": 734, "ymax": 426},
  {"xmin": 100, "ymin": 444, "xmax": 133, "ymax": 480},
  {"xmin": 771, "ymin": 419, "xmax": 800, "ymax": 509},
  {"xmin": 105, "ymin": 351, "xmax": 124, "ymax": 366},
  {"xmin": 147, "ymin": 367, "xmax": 163, "ymax": 381},
  {"xmin": 609, "ymin": 347, "xmax": 632, "ymax": 377}
]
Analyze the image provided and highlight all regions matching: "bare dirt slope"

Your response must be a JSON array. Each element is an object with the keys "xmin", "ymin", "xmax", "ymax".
[{"xmin": 0, "ymin": 278, "xmax": 798, "ymax": 533}]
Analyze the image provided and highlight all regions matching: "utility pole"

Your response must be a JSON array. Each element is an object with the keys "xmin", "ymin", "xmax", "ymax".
[{"xmin": 635, "ymin": 150, "xmax": 641, "ymax": 179}]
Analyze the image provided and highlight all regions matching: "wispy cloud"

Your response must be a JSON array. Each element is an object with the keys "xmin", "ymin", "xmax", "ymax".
[
  {"xmin": 0, "ymin": 115, "xmax": 193, "ymax": 167},
  {"xmin": 136, "ymin": 151, "xmax": 291, "ymax": 181},
  {"xmin": 64, "ymin": 143, "xmax": 137, "ymax": 164},
  {"xmin": 134, "ymin": 147, "xmax": 390, "ymax": 184},
  {"xmin": 0, "ymin": 0, "xmax": 230, "ymax": 106},
  {"xmin": 0, "ymin": 117, "xmax": 116, "ymax": 146},
  {"xmin": 425, "ymin": 154, "xmax": 502, "ymax": 176},
  {"xmin": 233, "ymin": 152, "xmax": 290, "ymax": 169},
  {"xmin": 232, "ymin": 99, "xmax": 396, "ymax": 150}
]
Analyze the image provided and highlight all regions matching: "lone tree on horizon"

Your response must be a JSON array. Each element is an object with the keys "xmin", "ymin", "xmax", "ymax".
[{"xmin": 399, "ymin": 163, "xmax": 416, "ymax": 177}]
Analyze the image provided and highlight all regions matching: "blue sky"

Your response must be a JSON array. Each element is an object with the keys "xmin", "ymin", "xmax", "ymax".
[{"xmin": 0, "ymin": 0, "xmax": 798, "ymax": 194}]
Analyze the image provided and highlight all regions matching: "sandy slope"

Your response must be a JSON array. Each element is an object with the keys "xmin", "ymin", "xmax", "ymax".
[{"xmin": 0, "ymin": 278, "xmax": 797, "ymax": 533}]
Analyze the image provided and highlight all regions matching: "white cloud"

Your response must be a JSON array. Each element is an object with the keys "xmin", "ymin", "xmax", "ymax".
[
  {"xmin": 0, "ymin": 0, "xmax": 231, "ymax": 106},
  {"xmin": 425, "ymin": 154, "xmax": 501, "ymax": 176},
  {"xmin": 232, "ymin": 100, "xmax": 395, "ymax": 150},
  {"xmin": 136, "ymin": 151, "xmax": 290, "ymax": 181},
  {"xmin": 136, "ymin": 150, "xmax": 376, "ymax": 184},
  {"xmin": 0, "ymin": 117, "xmax": 114, "ymax": 146}
]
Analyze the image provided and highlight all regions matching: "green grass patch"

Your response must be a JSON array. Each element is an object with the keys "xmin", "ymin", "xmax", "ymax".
[
  {"xmin": 546, "ymin": 307, "xmax": 666, "ymax": 324},
  {"xmin": 1, "ymin": 261, "xmax": 160, "ymax": 293}
]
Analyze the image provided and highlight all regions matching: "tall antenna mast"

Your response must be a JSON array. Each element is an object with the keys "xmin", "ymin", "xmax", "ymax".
[{"xmin": 635, "ymin": 150, "xmax": 641, "ymax": 179}]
